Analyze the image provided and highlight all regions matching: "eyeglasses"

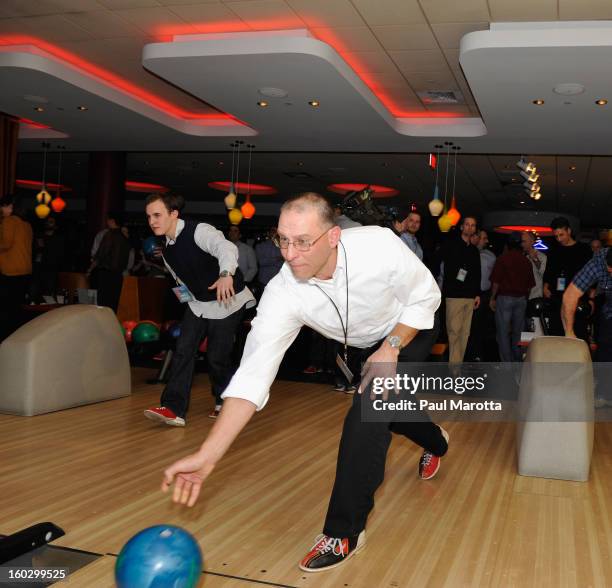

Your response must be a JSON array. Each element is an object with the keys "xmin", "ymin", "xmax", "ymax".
[{"xmin": 273, "ymin": 229, "xmax": 329, "ymax": 252}]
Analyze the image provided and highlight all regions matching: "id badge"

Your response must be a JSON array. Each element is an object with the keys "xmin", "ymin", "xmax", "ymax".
[
  {"xmin": 172, "ymin": 284, "xmax": 195, "ymax": 303},
  {"xmin": 336, "ymin": 353, "xmax": 354, "ymax": 383},
  {"xmin": 556, "ymin": 277, "xmax": 566, "ymax": 292},
  {"xmin": 456, "ymin": 268, "xmax": 467, "ymax": 282}
]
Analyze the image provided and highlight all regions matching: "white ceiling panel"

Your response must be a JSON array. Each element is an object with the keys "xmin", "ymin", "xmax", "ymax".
[
  {"xmin": 488, "ymin": 0, "xmax": 558, "ymax": 21},
  {"xmin": 311, "ymin": 27, "xmax": 383, "ymax": 52},
  {"xmin": 113, "ymin": 6, "xmax": 195, "ymax": 36},
  {"xmin": 225, "ymin": 1, "xmax": 304, "ymax": 29},
  {"xmin": 431, "ymin": 22, "xmax": 489, "ymax": 49},
  {"xmin": 62, "ymin": 11, "xmax": 144, "ymax": 39},
  {"xmin": 418, "ymin": 0, "xmax": 490, "ymax": 24},
  {"xmin": 285, "ymin": 0, "xmax": 366, "ymax": 28},
  {"xmin": 350, "ymin": 0, "xmax": 426, "ymax": 27},
  {"xmin": 372, "ymin": 24, "xmax": 438, "ymax": 52},
  {"xmin": 389, "ymin": 49, "xmax": 449, "ymax": 73},
  {"xmin": 559, "ymin": 0, "xmax": 612, "ymax": 20}
]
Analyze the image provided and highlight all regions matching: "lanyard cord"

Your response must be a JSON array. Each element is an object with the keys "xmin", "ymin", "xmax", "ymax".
[{"xmin": 314, "ymin": 241, "xmax": 349, "ymax": 361}]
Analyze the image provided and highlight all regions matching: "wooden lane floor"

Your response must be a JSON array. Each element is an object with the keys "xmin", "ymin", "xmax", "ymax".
[{"xmin": 1, "ymin": 367, "xmax": 612, "ymax": 587}]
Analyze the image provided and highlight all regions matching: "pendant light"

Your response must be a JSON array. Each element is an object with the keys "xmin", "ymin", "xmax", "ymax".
[
  {"xmin": 428, "ymin": 144, "xmax": 444, "ymax": 217},
  {"xmin": 241, "ymin": 144, "xmax": 256, "ymax": 219},
  {"xmin": 50, "ymin": 146, "xmax": 66, "ymax": 213},
  {"xmin": 437, "ymin": 142, "xmax": 452, "ymax": 232},
  {"xmin": 447, "ymin": 146, "xmax": 461, "ymax": 227},
  {"xmin": 35, "ymin": 142, "xmax": 51, "ymax": 218},
  {"xmin": 224, "ymin": 141, "xmax": 238, "ymax": 210}
]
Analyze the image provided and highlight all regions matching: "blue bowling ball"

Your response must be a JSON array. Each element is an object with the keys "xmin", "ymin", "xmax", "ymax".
[
  {"xmin": 169, "ymin": 323, "xmax": 181, "ymax": 339},
  {"xmin": 115, "ymin": 525, "xmax": 202, "ymax": 588},
  {"xmin": 143, "ymin": 236, "xmax": 160, "ymax": 258}
]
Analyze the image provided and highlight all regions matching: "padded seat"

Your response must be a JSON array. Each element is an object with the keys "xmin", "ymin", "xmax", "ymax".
[
  {"xmin": 517, "ymin": 336, "xmax": 593, "ymax": 481},
  {"xmin": 0, "ymin": 305, "xmax": 131, "ymax": 416}
]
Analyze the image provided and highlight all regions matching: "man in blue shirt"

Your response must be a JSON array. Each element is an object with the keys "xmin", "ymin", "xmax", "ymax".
[{"xmin": 562, "ymin": 247, "xmax": 612, "ymax": 404}]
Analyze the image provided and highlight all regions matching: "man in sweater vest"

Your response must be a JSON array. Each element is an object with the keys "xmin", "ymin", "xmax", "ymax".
[{"xmin": 143, "ymin": 193, "xmax": 255, "ymax": 425}]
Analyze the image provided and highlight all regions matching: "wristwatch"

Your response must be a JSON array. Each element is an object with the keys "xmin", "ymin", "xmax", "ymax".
[
  {"xmin": 386, "ymin": 335, "xmax": 403, "ymax": 350},
  {"xmin": 219, "ymin": 270, "xmax": 233, "ymax": 277}
]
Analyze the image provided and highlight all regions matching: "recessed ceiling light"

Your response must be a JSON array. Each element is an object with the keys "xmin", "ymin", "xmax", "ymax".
[
  {"xmin": 77, "ymin": 105, "xmax": 88, "ymax": 111},
  {"xmin": 257, "ymin": 101, "xmax": 269, "ymax": 107},
  {"xmin": 520, "ymin": 201, "xmax": 525, "ymax": 204},
  {"xmin": 258, "ymin": 87, "xmax": 288, "ymax": 98},
  {"xmin": 569, "ymin": 165, "xmax": 576, "ymax": 171},
  {"xmin": 297, "ymin": 161, "xmax": 304, "ymax": 166},
  {"xmin": 23, "ymin": 95, "xmax": 48, "ymax": 104},
  {"xmin": 308, "ymin": 100, "xmax": 320, "ymax": 107},
  {"xmin": 553, "ymin": 83, "xmax": 585, "ymax": 96},
  {"xmin": 33, "ymin": 106, "xmax": 44, "ymax": 112},
  {"xmin": 596, "ymin": 99, "xmax": 608, "ymax": 106},
  {"xmin": 532, "ymin": 99, "xmax": 545, "ymax": 105},
  {"xmin": 218, "ymin": 161, "xmax": 224, "ymax": 166},
  {"xmin": 569, "ymin": 179, "xmax": 575, "ymax": 183}
]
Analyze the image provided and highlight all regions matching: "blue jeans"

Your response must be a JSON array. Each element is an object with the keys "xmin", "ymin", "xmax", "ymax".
[{"xmin": 495, "ymin": 295, "xmax": 527, "ymax": 362}]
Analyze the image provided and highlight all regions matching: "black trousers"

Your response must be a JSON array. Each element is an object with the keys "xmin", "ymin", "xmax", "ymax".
[
  {"xmin": 161, "ymin": 305, "xmax": 244, "ymax": 418},
  {"xmin": 96, "ymin": 269, "xmax": 124, "ymax": 313},
  {"xmin": 323, "ymin": 314, "xmax": 448, "ymax": 537}
]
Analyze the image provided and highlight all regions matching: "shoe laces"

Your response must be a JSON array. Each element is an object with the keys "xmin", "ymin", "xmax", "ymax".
[
  {"xmin": 421, "ymin": 451, "xmax": 434, "ymax": 467},
  {"xmin": 310, "ymin": 534, "xmax": 348, "ymax": 557}
]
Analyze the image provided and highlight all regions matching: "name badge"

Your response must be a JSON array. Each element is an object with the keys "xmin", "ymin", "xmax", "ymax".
[
  {"xmin": 336, "ymin": 353, "xmax": 354, "ymax": 383},
  {"xmin": 456, "ymin": 268, "xmax": 468, "ymax": 282},
  {"xmin": 556, "ymin": 277, "xmax": 566, "ymax": 292},
  {"xmin": 172, "ymin": 285, "xmax": 195, "ymax": 303}
]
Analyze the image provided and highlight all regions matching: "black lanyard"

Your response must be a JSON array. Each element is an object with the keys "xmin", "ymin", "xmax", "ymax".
[{"xmin": 314, "ymin": 241, "xmax": 349, "ymax": 362}]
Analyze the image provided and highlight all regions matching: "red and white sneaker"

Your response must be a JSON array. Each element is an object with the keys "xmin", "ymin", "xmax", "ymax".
[
  {"xmin": 418, "ymin": 426, "xmax": 449, "ymax": 480},
  {"xmin": 143, "ymin": 406, "xmax": 185, "ymax": 427},
  {"xmin": 299, "ymin": 531, "xmax": 366, "ymax": 572}
]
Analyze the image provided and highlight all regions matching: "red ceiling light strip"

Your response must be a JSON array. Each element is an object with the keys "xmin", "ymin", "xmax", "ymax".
[
  {"xmin": 208, "ymin": 181, "xmax": 277, "ymax": 195},
  {"xmin": 125, "ymin": 181, "xmax": 169, "ymax": 193},
  {"xmin": 495, "ymin": 225, "xmax": 553, "ymax": 236},
  {"xmin": 17, "ymin": 117, "xmax": 51, "ymax": 129},
  {"xmin": 327, "ymin": 183, "xmax": 399, "ymax": 198},
  {"xmin": 16, "ymin": 179, "xmax": 71, "ymax": 192},
  {"xmin": 0, "ymin": 35, "xmax": 245, "ymax": 126}
]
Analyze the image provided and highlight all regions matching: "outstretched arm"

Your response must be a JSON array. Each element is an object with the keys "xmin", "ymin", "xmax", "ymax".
[{"xmin": 162, "ymin": 397, "xmax": 257, "ymax": 506}]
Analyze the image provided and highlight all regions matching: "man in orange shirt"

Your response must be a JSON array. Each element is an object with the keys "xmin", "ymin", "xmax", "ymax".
[{"xmin": 0, "ymin": 195, "xmax": 33, "ymax": 340}]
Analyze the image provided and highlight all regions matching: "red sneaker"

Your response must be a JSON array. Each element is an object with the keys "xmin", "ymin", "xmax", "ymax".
[
  {"xmin": 143, "ymin": 406, "xmax": 185, "ymax": 427},
  {"xmin": 419, "ymin": 426, "xmax": 449, "ymax": 480},
  {"xmin": 299, "ymin": 531, "xmax": 366, "ymax": 572}
]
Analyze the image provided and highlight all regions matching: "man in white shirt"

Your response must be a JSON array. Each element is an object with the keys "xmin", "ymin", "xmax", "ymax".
[
  {"xmin": 521, "ymin": 231, "xmax": 547, "ymax": 299},
  {"xmin": 228, "ymin": 225, "xmax": 258, "ymax": 283},
  {"xmin": 143, "ymin": 193, "xmax": 255, "ymax": 424},
  {"xmin": 160, "ymin": 193, "xmax": 448, "ymax": 572}
]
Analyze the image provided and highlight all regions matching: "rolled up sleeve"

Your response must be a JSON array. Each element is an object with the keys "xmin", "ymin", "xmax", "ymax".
[
  {"xmin": 390, "ymin": 234, "xmax": 441, "ymax": 330},
  {"xmin": 221, "ymin": 278, "xmax": 302, "ymax": 410}
]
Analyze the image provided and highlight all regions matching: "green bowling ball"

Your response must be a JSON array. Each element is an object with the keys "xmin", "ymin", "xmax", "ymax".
[{"xmin": 132, "ymin": 321, "xmax": 160, "ymax": 343}]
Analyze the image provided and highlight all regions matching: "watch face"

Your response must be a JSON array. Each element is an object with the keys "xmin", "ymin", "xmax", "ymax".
[{"xmin": 388, "ymin": 335, "xmax": 402, "ymax": 348}]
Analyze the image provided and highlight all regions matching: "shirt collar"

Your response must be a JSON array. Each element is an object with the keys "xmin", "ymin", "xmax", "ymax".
[{"xmin": 166, "ymin": 218, "xmax": 184, "ymax": 245}]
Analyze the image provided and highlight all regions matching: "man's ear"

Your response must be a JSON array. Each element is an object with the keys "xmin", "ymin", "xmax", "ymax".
[
  {"xmin": 329, "ymin": 225, "xmax": 342, "ymax": 247},
  {"xmin": 170, "ymin": 209, "xmax": 179, "ymax": 219}
]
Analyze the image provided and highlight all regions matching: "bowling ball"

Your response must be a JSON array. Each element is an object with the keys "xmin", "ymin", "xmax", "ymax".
[
  {"xmin": 122, "ymin": 320, "xmax": 139, "ymax": 343},
  {"xmin": 115, "ymin": 525, "xmax": 202, "ymax": 588},
  {"xmin": 162, "ymin": 320, "xmax": 178, "ymax": 334},
  {"xmin": 132, "ymin": 321, "xmax": 160, "ymax": 343},
  {"xmin": 143, "ymin": 236, "xmax": 160, "ymax": 258},
  {"xmin": 168, "ymin": 323, "xmax": 181, "ymax": 339}
]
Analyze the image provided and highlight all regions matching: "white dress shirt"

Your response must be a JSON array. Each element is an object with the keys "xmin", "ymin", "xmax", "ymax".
[
  {"xmin": 527, "ymin": 249, "xmax": 547, "ymax": 299},
  {"xmin": 163, "ymin": 219, "xmax": 255, "ymax": 319},
  {"xmin": 480, "ymin": 249, "xmax": 496, "ymax": 291},
  {"xmin": 222, "ymin": 226, "xmax": 441, "ymax": 410}
]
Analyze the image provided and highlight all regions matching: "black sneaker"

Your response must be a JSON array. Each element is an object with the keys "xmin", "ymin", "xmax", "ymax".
[{"xmin": 299, "ymin": 531, "xmax": 366, "ymax": 572}]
